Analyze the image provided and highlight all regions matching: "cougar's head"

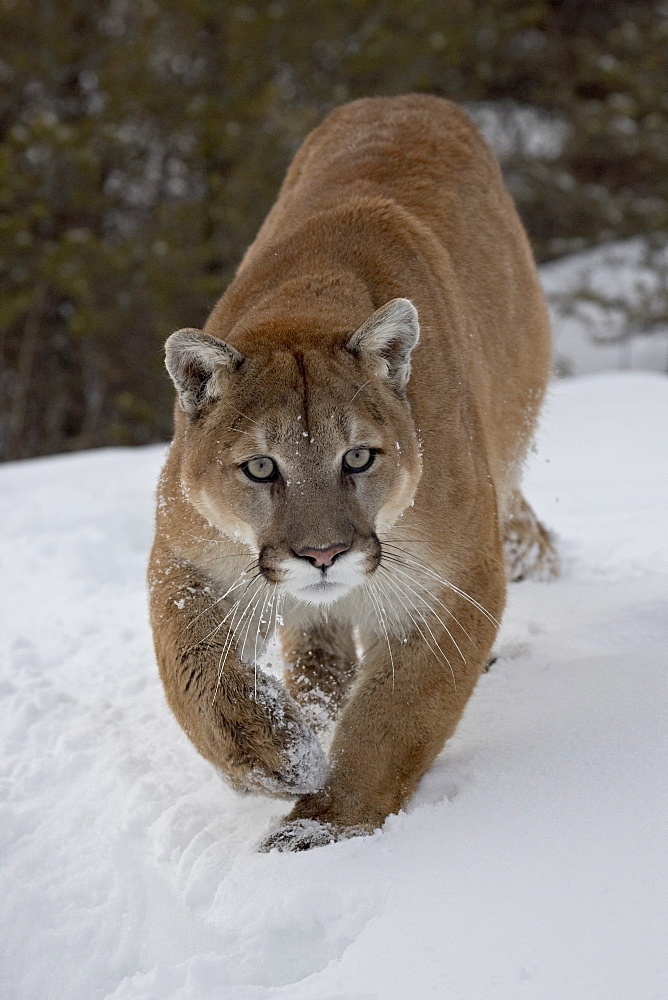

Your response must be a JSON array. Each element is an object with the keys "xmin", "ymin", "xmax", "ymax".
[{"xmin": 165, "ymin": 299, "xmax": 421, "ymax": 607}]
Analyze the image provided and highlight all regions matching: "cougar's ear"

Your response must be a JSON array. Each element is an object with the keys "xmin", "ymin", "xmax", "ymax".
[
  {"xmin": 165, "ymin": 328, "xmax": 245, "ymax": 417},
  {"xmin": 346, "ymin": 298, "xmax": 420, "ymax": 395}
]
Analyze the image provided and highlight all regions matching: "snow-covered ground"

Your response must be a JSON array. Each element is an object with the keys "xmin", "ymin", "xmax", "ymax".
[
  {"xmin": 1, "ymin": 372, "xmax": 667, "ymax": 1000},
  {"xmin": 541, "ymin": 239, "xmax": 668, "ymax": 376}
]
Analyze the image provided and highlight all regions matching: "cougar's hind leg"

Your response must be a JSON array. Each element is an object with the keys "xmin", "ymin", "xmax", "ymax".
[
  {"xmin": 280, "ymin": 619, "xmax": 358, "ymax": 734},
  {"xmin": 503, "ymin": 491, "xmax": 559, "ymax": 582}
]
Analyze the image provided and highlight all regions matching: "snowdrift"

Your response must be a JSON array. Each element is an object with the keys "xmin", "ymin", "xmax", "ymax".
[
  {"xmin": 1, "ymin": 372, "xmax": 667, "ymax": 1000},
  {"xmin": 541, "ymin": 239, "xmax": 668, "ymax": 376}
]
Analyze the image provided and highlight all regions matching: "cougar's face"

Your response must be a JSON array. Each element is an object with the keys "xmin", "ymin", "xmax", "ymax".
[{"xmin": 180, "ymin": 347, "xmax": 421, "ymax": 607}]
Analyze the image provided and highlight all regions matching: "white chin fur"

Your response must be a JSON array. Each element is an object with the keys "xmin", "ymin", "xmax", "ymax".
[{"xmin": 281, "ymin": 551, "xmax": 366, "ymax": 607}]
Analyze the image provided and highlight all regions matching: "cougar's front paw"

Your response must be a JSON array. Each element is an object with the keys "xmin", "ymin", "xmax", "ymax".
[
  {"xmin": 217, "ymin": 672, "xmax": 328, "ymax": 799},
  {"xmin": 258, "ymin": 818, "xmax": 371, "ymax": 853}
]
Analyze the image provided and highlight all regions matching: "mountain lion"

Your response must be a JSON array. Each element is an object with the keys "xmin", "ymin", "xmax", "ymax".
[{"xmin": 148, "ymin": 95, "xmax": 558, "ymax": 852}]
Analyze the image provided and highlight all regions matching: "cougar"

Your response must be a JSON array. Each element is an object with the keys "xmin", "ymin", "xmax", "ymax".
[{"xmin": 148, "ymin": 94, "xmax": 558, "ymax": 852}]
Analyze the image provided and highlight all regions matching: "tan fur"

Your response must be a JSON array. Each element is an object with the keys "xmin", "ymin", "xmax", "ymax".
[{"xmin": 148, "ymin": 95, "xmax": 557, "ymax": 851}]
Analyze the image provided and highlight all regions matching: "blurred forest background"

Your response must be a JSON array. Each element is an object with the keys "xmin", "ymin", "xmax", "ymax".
[{"xmin": 1, "ymin": 0, "xmax": 668, "ymax": 461}]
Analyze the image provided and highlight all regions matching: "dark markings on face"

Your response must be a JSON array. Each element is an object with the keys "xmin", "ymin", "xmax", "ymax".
[
  {"xmin": 293, "ymin": 351, "xmax": 310, "ymax": 437},
  {"xmin": 363, "ymin": 395, "xmax": 387, "ymax": 425}
]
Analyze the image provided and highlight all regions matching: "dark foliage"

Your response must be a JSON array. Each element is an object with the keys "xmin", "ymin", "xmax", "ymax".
[{"xmin": 1, "ymin": 0, "xmax": 666, "ymax": 459}]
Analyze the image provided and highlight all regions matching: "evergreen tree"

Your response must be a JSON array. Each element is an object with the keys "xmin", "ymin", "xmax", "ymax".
[{"xmin": 1, "ymin": 0, "xmax": 666, "ymax": 459}]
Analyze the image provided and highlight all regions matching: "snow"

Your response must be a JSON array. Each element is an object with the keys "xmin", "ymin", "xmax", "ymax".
[
  {"xmin": 466, "ymin": 101, "xmax": 569, "ymax": 162},
  {"xmin": 2, "ymin": 372, "xmax": 667, "ymax": 1000},
  {"xmin": 541, "ymin": 238, "xmax": 668, "ymax": 376}
]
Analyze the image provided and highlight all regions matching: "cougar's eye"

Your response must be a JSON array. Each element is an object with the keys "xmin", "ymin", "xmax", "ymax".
[
  {"xmin": 343, "ymin": 447, "xmax": 375, "ymax": 473},
  {"xmin": 243, "ymin": 456, "xmax": 278, "ymax": 482}
]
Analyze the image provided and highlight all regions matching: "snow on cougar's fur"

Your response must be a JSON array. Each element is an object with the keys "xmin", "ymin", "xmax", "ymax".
[{"xmin": 1, "ymin": 372, "xmax": 667, "ymax": 1000}]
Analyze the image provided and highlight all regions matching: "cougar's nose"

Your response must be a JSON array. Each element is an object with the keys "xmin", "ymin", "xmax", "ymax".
[{"xmin": 296, "ymin": 543, "xmax": 350, "ymax": 568}]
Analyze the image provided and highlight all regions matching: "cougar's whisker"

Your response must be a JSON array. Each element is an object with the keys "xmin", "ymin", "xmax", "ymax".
[
  {"xmin": 213, "ymin": 579, "xmax": 266, "ymax": 704},
  {"xmin": 212, "ymin": 577, "xmax": 265, "ymax": 704},
  {"xmin": 386, "ymin": 533, "xmax": 511, "ymax": 578},
  {"xmin": 183, "ymin": 569, "xmax": 262, "ymax": 650},
  {"xmin": 371, "ymin": 567, "xmax": 414, "ymax": 637},
  {"xmin": 272, "ymin": 589, "xmax": 285, "ymax": 632},
  {"xmin": 210, "ymin": 593, "xmax": 253, "ymax": 702},
  {"xmin": 253, "ymin": 583, "xmax": 275, "ymax": 697},
  {"xmin": 380, "ymin": 555, "xmax": 479, "ymax": 650},
  {"xmin": 236, "ymin": 580, "xmax": 268, "ymax": 700},
  {"xmin": 183, "ymin": 561, "xmax": 258, "ymax": 632},
  {"xmin": 376, "ymin": 568, "xmax": 457, "ymax": 691},
  {"xmin": 382, "ymin": 545, "xmax": 525, "ymax": 658},
  {"xmin": 349, "ymin": 377, "xmax": 373, "ymax": 404},
  {"xmin": 230, "ymin": 407, "xmax": 262, "ymax": 427},
  {"xmin": 365, "ymin": 578, "xmax": 396, "ymax": 691},
  {"xmin": 380, "ymin": 562, "xmax": 469, "ymax": 663},
  {"xmin": 232, "ymin": 576, "xmax": 266, "ymax": 653},
  {"xmin": 187, "ymin": 595, "xmax": 242, "ymax": 653},
  {"xmin": 381, "ymin": 545, "xmax": 501, "ymax": 629}
]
